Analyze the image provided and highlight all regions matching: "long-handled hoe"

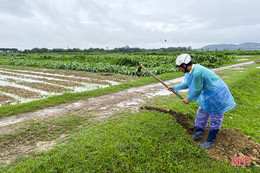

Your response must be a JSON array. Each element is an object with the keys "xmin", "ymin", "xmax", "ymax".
[{"xmin": 136, "ymin": 64, "xmax": 184, "ymax": 100}]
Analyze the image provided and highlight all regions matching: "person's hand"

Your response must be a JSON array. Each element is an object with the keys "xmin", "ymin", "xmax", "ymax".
[
  {"xmin": 168, "ymin": 86, "xmax": 175, "ymax": 92},
  {"xmin": 183, "ymin": 98, "xmax": 190, "ymax": 104}
]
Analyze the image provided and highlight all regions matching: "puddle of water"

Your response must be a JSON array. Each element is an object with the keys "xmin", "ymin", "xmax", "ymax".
[
  {"xmin": 125, "ymin": 101, "xmax": 139, "ymax": 106},
  {"xmin": 212, "ymin": 61, "xmax": 254, "ymax": 72},
  {"xmin": 0, "ymin": 91, "xmax": 36, "ymax": 104},
  {"xmin": 104, "ymin": 80, "xmax": 121, "ymax": 85},
  {"xmin": 0, "ymin": 68, "xmax": 120, "ymax": 86},
  {"xmin": 0, "ymin": 69, "xmax": 68, "ymax": 82},
  {"xmin": 116, "ymin": 102, "xmax": 125, "ymax": 108},
  {"xmin": 100, "ymin": 107, "xmax": 107, "ymax": 110},
  {"xmin": 231, "ymin": 67, "xmax": 244, "ymax": 70},
  {"xmin": 0, "ymin": 68, "xmax": 95, "ymax": 80},
  {"xmin": 116, "ymin": 99, "xmax": 144, "ymax": 109},
  {"xmin": 149, "ymin": 90, "xmax": 172, "ymax": 97},
  {"xmin": 67, "ymin": 83, "xmax": 108, "ymax": 93},
  {"xmin": 237, "ymin": 59, "xmax": 249, "ymax": 61},
  {"xmin": 0, "ymin": 116, "xmax": 27, "ymax": 127},
  {"xmin": 0, "ymin": 73, "xmax": 68, "ymax": 88},
  {"xmin": 0, "ymin": 83, "xmax": 106, "ymax": 106},
  {"xmin": 0, "ymin": 80, "xmax": 54, "ymax": 96},
  {"xmin": 0, "ymin": 68, "xmax": 119, "ymax": 106}
]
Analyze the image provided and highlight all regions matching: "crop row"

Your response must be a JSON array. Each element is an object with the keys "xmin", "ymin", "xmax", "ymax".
[{"xmin": 0, "ymin": 52, "xmax": 236, "ymax": 76}]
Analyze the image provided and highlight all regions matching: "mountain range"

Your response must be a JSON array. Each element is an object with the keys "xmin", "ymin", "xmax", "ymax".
[{"xmin": 199, "ymin": 42, "xmax": 260, "ymax": 50}]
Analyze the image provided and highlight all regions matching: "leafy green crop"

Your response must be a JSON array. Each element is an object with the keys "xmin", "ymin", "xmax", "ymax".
[{"xmin": 0, "ymin": 51, "xmax": 236, "ymax": 76}]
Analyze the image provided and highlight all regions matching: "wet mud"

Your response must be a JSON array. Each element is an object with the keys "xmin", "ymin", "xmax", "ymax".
[{"xmin": 141, "ymin": 106, "xmax": 260, "ymax": 167}]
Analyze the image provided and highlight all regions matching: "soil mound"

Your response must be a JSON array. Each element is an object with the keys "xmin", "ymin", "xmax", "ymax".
[
  {"xmin": 141, "ymin": 106, "xmax": 260, "ymax": 167},
  {"xmin": 208, "ymin": 129, "xmax": 260, "ymax": 167}
]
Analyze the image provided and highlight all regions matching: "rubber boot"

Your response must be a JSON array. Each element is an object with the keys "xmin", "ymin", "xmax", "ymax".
[
  {"xmin": 192, "ymin": 126, "xmax": 204, "ymax": 141},
  {"xmin": 200, "ymin": 129, "xmax": 219, "ymax": 149}
]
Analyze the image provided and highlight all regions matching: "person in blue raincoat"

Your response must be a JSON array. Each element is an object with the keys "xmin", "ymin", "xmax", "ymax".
[{"xmin": 168, "ymin": 54, "xmax": 236, "ymax": 148}]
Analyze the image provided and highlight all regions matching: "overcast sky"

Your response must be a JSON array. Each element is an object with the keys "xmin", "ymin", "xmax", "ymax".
[{"xmin": 0, "ymin": 0, "xmax": 260, "ymax": 50}]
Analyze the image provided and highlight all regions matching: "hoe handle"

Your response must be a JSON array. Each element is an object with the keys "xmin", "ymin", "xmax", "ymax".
[{"xmin": 140, "ymin": 64, "xmax": 184, "ymax": 100}]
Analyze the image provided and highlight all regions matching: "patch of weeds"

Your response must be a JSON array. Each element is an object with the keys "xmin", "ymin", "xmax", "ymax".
[
  {"xmin": 254, "ymin": 58, "xmax": 260, "ymax": 64},
  {"xmin": 26, "ymin": 121, "xmax": 41, "ymax": 131},
  {"xmin": 0, "ymin": 114, "xmax": 92, "ymax": 151},
  {"xmin": 0, "ymin": 162, "xmax": 5, "ymax": 167}
]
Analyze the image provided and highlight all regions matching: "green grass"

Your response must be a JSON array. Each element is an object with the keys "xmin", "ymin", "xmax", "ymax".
[
  {"xmin": 0, "ymin": 114, "xmax": 92, "ymax": 151},
  {"xmin": 0, "ymin": 57, "xmax": 259, "ymax": 172},
  {"xmin": 221, "ymin": 67, "xmax": 260, "ymax": 142},
  {"xmin": 0, "ymin": 111, "xmax": 253, "ymax": 173}
]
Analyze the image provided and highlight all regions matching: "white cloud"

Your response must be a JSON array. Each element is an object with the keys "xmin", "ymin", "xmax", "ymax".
[{"xmin": 0, "ymin": 0, "xmax": 259, "ymax": 49}]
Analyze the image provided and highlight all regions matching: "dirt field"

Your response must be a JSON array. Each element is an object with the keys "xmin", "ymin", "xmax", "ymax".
[{"xmin": 0, "ymin": 66, "xmax": 134, "ymax": 106}]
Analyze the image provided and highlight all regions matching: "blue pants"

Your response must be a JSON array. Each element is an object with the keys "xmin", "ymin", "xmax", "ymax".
[{"xmin": 195, "ymin": 107, "xmax": 224, "ymax": 130}]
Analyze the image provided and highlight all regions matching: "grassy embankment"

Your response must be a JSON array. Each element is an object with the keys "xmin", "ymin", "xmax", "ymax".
[
  {"xmin": 0, "ymin": 57, "xmax": 259, "ymax": 172},
  {"xmin": 1, "ymin": 113, "xmax": 256, "ymax": 172}
]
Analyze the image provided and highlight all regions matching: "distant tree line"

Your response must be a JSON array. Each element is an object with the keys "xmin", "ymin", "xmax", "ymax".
[
  {"xmin": 0, "ymin": 48, "xmax": 19, "ymax": 54},
  {"xmin": 18, "ymin": 46, "xmax": 192, "ymax": 54}
]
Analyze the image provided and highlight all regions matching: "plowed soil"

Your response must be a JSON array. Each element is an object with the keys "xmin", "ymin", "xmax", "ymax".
[{"xmin": 141, "ymin": 106, "xmax": 260, "ymax": 167}]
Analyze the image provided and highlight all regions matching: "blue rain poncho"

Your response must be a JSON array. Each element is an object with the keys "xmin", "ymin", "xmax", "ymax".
[{"xmin": 174, "ymin": 64, "xmax": 236, "ymax": 114}]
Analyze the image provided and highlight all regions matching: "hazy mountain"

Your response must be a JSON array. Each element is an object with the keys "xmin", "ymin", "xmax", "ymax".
[{"xmin": 199, "ymin": 42, "xmax": 260, "ymax": 50}]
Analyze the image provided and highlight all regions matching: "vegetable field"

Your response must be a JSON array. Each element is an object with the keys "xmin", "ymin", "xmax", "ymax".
[
  {"xmin": 0, "ymin": 51, "xmax": 236, "ymax": 76},
  {"xmin": 0, "ymin": 51, "xmax": 237, "ymax": 107}
]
